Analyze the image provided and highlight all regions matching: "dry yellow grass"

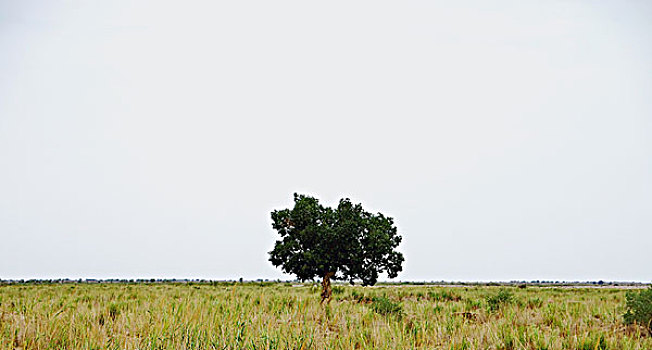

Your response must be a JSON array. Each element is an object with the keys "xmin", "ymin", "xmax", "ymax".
[{"xmin": 0, "ymin": 283, "xmax": 649, "ymax": 349}]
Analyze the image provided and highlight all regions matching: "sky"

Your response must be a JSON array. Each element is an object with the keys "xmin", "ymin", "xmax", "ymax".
[{"xmin": 1, "ymin": 1, "xmax": 651, "ymax": 282}]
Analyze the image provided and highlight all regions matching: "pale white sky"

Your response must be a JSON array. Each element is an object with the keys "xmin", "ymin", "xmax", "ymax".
[{"xmin": 1, "ymin": 1, "xmax": 651, "ymax": 282}]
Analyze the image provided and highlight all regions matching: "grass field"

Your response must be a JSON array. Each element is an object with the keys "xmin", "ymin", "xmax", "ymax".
[{"xmin": 1, "ymin": 283, "xmax": 649, "ymax": 349}]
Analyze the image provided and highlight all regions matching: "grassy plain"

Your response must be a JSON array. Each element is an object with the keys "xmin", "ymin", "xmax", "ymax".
[{"xmin": 1, "ymin": 283, "xmax": 649, "ymax": 349}]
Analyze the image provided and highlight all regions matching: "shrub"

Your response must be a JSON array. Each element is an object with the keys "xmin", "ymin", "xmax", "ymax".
[
  {"xmin": 623, "ymin": 286, "xmax": 652, "ymax": 332},
  {"xmin": 487, "ymin": 289, "xmax": 513, "ymax": 311},
  {"xmin": 371, "ymin": 296, "xmax": 402, "ymax": 316}
]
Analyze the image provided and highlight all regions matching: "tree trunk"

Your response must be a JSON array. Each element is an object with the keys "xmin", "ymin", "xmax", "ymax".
[{"xmin": 320, "ymin": 271, "xmax": 335, "ymax": 304}]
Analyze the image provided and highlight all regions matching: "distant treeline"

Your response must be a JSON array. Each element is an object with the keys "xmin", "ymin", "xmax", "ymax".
[
  {"xmin": 0, "ymin": 278, "xmax": 282, "ymax": 285},
  {"xmin": 381, "ymin": 280, "xmax": 650, "ymax": 287},
  {"xmin": 0, "ymin": 278, "xmax": 648, "ymax": 287}
]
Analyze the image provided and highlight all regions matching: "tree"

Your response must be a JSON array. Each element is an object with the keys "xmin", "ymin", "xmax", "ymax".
[{"xmin": 269, "ymin": 193, "xmax": 404, "ymax": 303}]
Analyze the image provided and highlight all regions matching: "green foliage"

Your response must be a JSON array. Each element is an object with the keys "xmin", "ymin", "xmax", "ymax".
[
  {"xmin": 464, "ymin": 299, "xmax": 482, "ymax": 310},
  {"xmin": 108, "ymin": 302, "xmax": 121, "ymax": 320},
  {"xmin": 432, "ymin": 305, "xmax": 443, "ymax": 314},
  {"xmin": 527, "ymin": 297, "xmax": 543, "ymax": 309},
  {"xmin": 499, "ymin": 328, "xmax": 514, "ymax": 350},
  {"xmin": 350, "ymin": 290, "xmax": 372, "ymax": 303},
  {"xmin": 623, "ymin": 285, "xmax": 652, "ymax": 331},
  {"xmin": 350, "ymin": 289, "xmax": 361, "ymax": 300},
  {"xmin": 428, "ymin": 290, "xmax": 461, "ymax": 302},
  {"xmin": 578, "ymin": 334, "xmax": 607, "ymax": 350},
  {"xmin": 487, "ymin": 289, "xmax": 514, "ymax": 311},
  {"xmin": 268, "ymin": 193, "xmax": 404, "ymax": 286},
  {"xmin": 371, "ymin": 296, "xmax": 402, "ymax": 316}
]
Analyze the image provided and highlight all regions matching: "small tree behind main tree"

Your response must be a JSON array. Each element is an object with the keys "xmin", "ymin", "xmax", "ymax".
[{"xmin": 269, "ymin": 193, "xmax": 404, "ymax": 303}]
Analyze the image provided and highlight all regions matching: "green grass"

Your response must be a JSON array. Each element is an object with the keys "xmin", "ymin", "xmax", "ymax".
[{"xmin": 0, "ymin": 283, "xmax": 650, "ymax": 349}]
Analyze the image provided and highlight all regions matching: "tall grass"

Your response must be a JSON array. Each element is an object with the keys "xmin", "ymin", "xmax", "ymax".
[{"xmin": 0, "ymin": 283, "xmax": 649, "ymax": 349}]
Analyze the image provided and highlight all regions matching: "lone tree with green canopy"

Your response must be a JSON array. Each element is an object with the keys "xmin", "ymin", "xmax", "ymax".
[{"xmin": 269, "ymin": 193, "xmax": 404, "ymax": 303}]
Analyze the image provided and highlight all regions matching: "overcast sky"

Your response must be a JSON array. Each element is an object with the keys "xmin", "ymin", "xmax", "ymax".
[{"xmin": 1, "ymin": 1, "xmax": 651, "ymax": 282}]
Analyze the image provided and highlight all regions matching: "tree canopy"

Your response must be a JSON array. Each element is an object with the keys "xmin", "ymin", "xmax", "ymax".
[{"xmin": 269, "ymin": 193, "xmax": 404, "ymax": 301}]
